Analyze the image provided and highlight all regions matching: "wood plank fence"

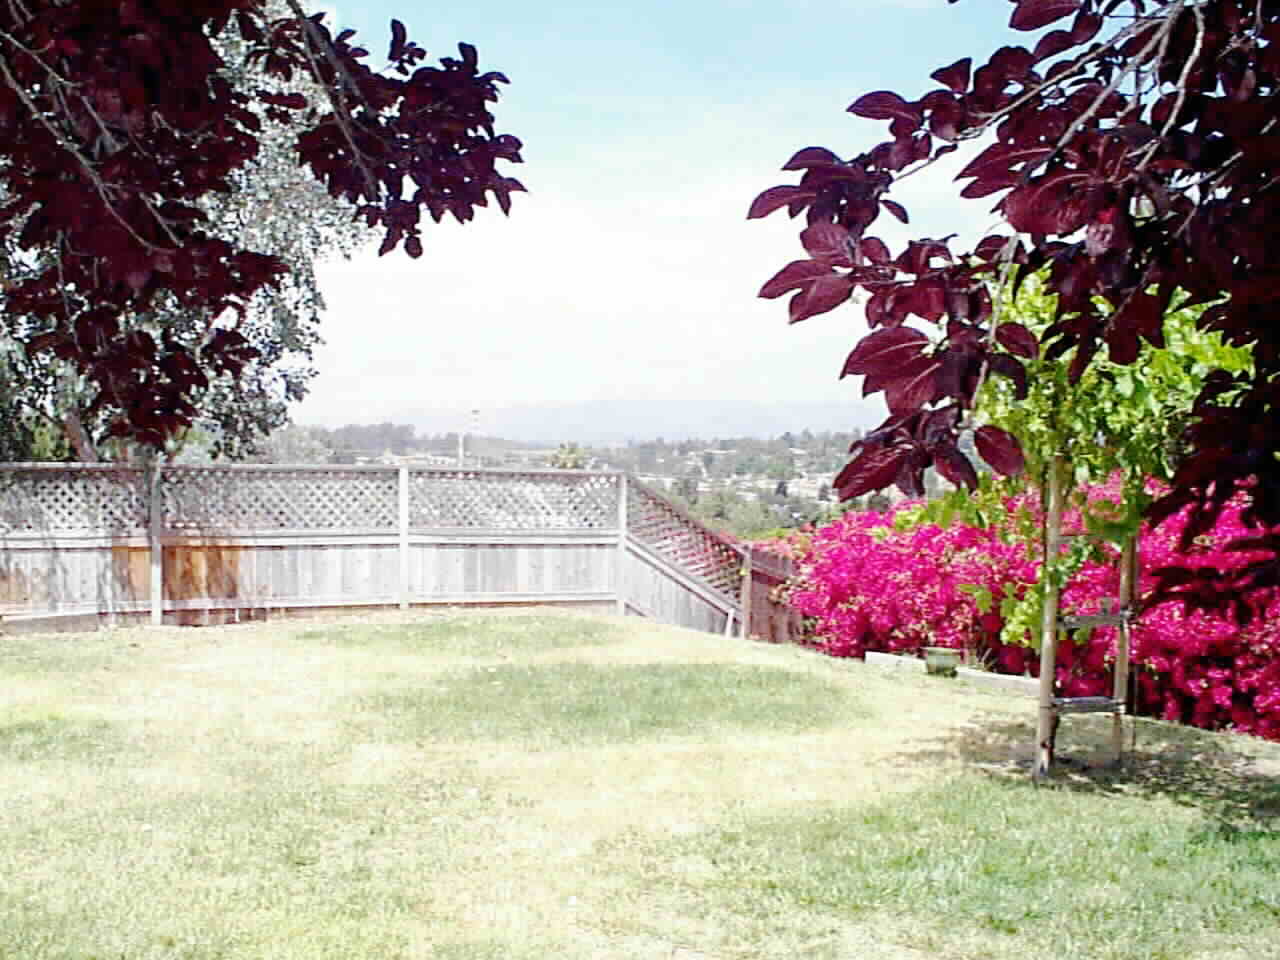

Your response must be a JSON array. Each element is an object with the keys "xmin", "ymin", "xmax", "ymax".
[
  {"xmin": 739, "ymin": 546, "xmax": 807, "ymax": 645},
  {"xmin": 0, "ymin": 463, "xmax": 754, "ymax": 636}
]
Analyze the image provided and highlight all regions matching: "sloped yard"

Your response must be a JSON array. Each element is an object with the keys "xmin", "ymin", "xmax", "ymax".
[{"xmin": 1, "ymin": 610, "xmax": 1277, "ymax": 959}]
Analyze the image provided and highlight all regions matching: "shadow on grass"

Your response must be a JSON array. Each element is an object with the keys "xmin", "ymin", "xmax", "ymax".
[{"xmin": 896, "ymin": 708, "xmax": 1280, "ymax": 832}]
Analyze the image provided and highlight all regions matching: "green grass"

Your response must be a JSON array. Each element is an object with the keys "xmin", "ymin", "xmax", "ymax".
[
  {"xmin": 629, "ymin": 774, "xmax": 1280, "ymax": 960},
  {"xmin": 296, "ymin": 613, "xmax": 621, "ymax": 656},
  {"xmin": 356, "ymin": 662, "xmax": 857, "ymax": 747},
  {"xmin": 0, "ymin": 710, "xmax": 119, "ymax": 764},
  {"xmin": 1, "ymin": 610, "xmax": 1278, "ymax": 960},
  {"xmin": 0, "ymin": 630, "xmax": 125, "ymax": 675}
]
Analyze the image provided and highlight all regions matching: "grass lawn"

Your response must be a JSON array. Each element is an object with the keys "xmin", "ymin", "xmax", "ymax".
[{"xmin": 1, "ymin": 609, "xmax": 1278, "ymax": 959}]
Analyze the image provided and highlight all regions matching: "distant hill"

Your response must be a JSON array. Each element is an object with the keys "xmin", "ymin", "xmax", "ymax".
[{"xmin": 378, "ymin": 400, "xmax": 883, "ymax": 447}]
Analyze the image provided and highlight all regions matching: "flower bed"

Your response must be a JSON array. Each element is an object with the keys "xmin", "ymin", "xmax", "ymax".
[{"xmin": 782, "ymin": 482, "xmax": 1280, "ymax": 740}]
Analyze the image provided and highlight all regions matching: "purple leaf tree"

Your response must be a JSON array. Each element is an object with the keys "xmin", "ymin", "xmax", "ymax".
[
  {"xmin": 752, "ymin": 0, "xmax": 1280, "ymax": 611},
  {"xmin": 0, "ymin": 1, "xmax": 522, "ymax": 453}
]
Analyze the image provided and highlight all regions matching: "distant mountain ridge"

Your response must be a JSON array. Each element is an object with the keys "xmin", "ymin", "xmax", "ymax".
[{"xmin": 359, "ymin": 400, "xmax": 883, "ymax": 447}]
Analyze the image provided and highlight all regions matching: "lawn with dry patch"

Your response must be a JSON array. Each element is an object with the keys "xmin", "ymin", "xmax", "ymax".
[{"xmin": 1, "ymin": 609, "xmax": 1278, "ymax": 959}]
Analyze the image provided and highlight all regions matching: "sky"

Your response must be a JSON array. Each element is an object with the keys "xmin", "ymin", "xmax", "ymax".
[{"xmin": 294, "ymin": 0, "xmax": 1017, "ymax": 445}]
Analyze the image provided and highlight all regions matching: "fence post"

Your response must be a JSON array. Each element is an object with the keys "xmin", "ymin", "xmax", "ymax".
[
  {"xmin": 149, "ymin": 462, "xmax": 163, "ymax": 626},
  {"xmin": 398, "ymin": 467, "xmax": 410, "ymax": 610},
  {"xmin": 739, "ymin": 547, "xmax": 753, "ymax": 641},
  {"xmin": 615, "ymin": 473, "xmax": 628, "ymax": 617}
]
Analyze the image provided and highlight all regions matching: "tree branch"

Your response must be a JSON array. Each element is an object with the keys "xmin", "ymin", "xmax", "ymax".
[
  {"xmin": 0, "ymin": 37, "xmax": 169, "ymax": 252},
  {"xmin": 282, "ymin": 0, "xmax": 382, "ymax": 203}
]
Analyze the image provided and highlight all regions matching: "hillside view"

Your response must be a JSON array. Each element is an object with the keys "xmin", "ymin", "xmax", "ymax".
[{"xmin": 242, "ymin": 422, "xmax": 963, "ymax": 538}]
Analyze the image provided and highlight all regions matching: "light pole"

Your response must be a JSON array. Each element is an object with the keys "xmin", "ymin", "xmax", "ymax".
[{"xmin": 457, "ymin": 408, "xmax": 480, "ymax": 468}]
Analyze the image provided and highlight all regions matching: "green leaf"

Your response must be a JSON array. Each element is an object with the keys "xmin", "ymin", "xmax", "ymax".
[{"xmin": 958, "ymin": 583, "xmax": 994, "ymax": 614}]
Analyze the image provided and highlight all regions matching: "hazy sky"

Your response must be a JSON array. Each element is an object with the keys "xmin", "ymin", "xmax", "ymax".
[{"xmin": 295, "ymin": 0, "xmax": 1014, "ymax": 443}]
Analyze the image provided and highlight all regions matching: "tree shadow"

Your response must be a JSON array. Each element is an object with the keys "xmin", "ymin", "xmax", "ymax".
[{"xmin": 897, "ymin": 708, "xmax": 1280, "ymax": 832}]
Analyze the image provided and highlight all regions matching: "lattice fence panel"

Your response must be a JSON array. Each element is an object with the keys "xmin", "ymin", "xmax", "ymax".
[
  {"xmin": 627, "ymin": 482, "xmax": 742, "ymax": 601},
  {"xmin": 0, "ymin": 466, "xmax": 148, "ymax": 535},
  {"xmin": 160, "ymin": 467, "xmax": 399, "ymax": 531},
  {"xmin": 409, "ymin": 470, "xmax": 620, "ymax": 530},
  {"xmin": 748, "ymin": 544, "xmax": 793, "ymax": 581}
]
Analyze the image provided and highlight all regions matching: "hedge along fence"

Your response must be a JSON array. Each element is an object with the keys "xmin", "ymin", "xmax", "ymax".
[{"xmin": 0, "ymin": 463, "xmax": 747, "ymax": 636}]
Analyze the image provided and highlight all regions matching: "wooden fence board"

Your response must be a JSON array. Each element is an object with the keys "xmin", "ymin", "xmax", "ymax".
[
  {"xmin": 400, "ymin": 539, "xmax": 616, "ymax": 603},
  {"xmin": 0, "ymin": 540, "xmax": 148, "ymax": 614},
  {"xmin": 743, "ymin": 546, "xmax": 807, "ymax": 644},
  {"xmin": 623, "ymin": 541, "xmax": 733, "ymax": 635}
]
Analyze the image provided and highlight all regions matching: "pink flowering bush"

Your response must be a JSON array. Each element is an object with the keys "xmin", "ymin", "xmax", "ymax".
[
  {"xmin": 747, "ymin": 526, "xmax": 813, "ymax": 563},
  {"xmin": 781, "ymin": 483, "xmax": 1280, "ymax": 742}
]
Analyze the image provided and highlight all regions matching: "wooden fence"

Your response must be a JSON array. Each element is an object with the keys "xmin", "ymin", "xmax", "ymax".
[
  {"xmin": 624, "ymin": 482, "xmax": 744, "ymax": 635},
  {"xmin": 740, "ymin": 546, "xmax": 807, "ymax": 645},
  {"xmin": 0, "ymin": 463, "xmax": 747, "ymax": 636}
]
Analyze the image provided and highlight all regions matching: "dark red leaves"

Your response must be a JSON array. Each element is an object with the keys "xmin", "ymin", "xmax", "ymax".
[
  {"xmin": 930, "ymin": 58, "xmax": 972, "ymax": 94},
  {"xmin": 920, "ymin": 405, "xmax": 961, "ymax": 446},
  {"xmin": 748, "ymin": 185, "xmax": 816, "ymax": 220},
  {"xmin": 843, "ymin": 326, "xmax": 941, "ymax": 413},
  {"xmin": 988, "ymin": 45, "xmax": 1038, "ymax": 83},
  {"xmin": 864, "ymin": 289, "xmax": 894, "ymax": 329},
  {"xmin": 995, "ymin": 322, "xmax": 1039, "ymax": 358},
  {"xmin": 1070, "ymin": 11, "xmax": 1103, "ymax": 43},
  {"xmin": 834, "ymin": 444, "xmax": 912, "ymax": 500},
  {"xmin": 758, "ymin": 260, "xmax": 852, "ymax": 322},
  {"xmin": 782, "ymin": 147, "xmax": 841, "ymax": 170},
  {"xmin": 1084, "ymin": 207, "xmax": 1132, "ymax": 256},
  {"xmin": 884, "ymin": 356, "xmax": 941, "ymax": 413},
  {"xmin": 1104, "ymin": 323, "xmax": 1141, "ymax": 365},
  {"xmin": 1033, "ymin": 30, "xmax": 1075, "ymax": 62},
  {"xmin": 258, "ymin": 91, "xmax": 307, "ymax": 110},
  {"xmin": 936, "ymin": 343, "xmax": 978, "ymax": 401},
  {"xmin": 801, "ymin": 222, "xmax": 853, "ymax": 267},
  {"xmin": 1009, "ymin": 0, "xmax": 1082, "ymax": 32},
  {"xmin": 389, "ymin": 18, "xmax": 408, "ymax": 60},
  {"xmin": 974, "ymin": 425, "xmax": 1026, "ymax": 476},
  {"xmin": 1, "ymin": 7, "xmax": 520, "ymax": 449},
  {"xmin": 987, "ymin": 353, "xmax": 1029, "ymax": 399},
  {"xmin": 1113, "ymin": 291, "xmax": 1165, "ymax": 349},
  {"xmin": 1002, "ymin": 171, "xmax": 1096, "ymax": 235},
  {"xmin": 1068, "ymin": 335, "xmax": 1100, "ymax": 383},
  {"xmin": 860, "ymin": 236, "xmax": 892, "ymax": 265},
  {"xmin": 881, "ymin": 199, "xmax": 909, "ymax": 223},
  {"xmin": 237, "ymin": 11, "xmax": 264, "ymax": 43},
  {"xmin": 754, "ymin": 0, "xmax": 1280, "ymax": 613},
  {"xmin": 842, "ymin": 326, "xmax": 930, "ymax": 379},
  {"xmin": 974, "ymin": 235, "xmax": 1019, "ymax": 262},
  {"xmin": 934, "ymin": 442, "xmax": 979, "ymax": 491},
  {"xmin": 848, "ymin": 91, "xmax": 920, "ymax": 125},
  {"xmin": 896, "ymin": 240, "xmax": 953, "ymax": 276},
  {"xmin": 789, "ymin": 273, "xmax": 854, "ymax": 323},
  {"xmin": 958, "ymin": 144, "xmax": 1053, "ymax": 197},
  {"xmin": 759, "ymin": 259, "xmax": 836, "ymax": 299},
  {"xmin": 24, "ymin": 331, "xmax": 65, "ymax": 357},
  {"xmin": 923, "ymin": 94, "xmax": 967, "ymax": 142}
]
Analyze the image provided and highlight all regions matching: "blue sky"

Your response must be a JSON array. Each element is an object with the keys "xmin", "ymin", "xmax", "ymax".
[{"xmin": 297, "ymin": 0, "xmax": 1015, "ymax": 444}]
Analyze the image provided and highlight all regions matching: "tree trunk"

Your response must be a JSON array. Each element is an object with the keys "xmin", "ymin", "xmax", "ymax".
[{"xmin": 62, "ymin": 409, "xmax": 99, "ymax": 462}]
